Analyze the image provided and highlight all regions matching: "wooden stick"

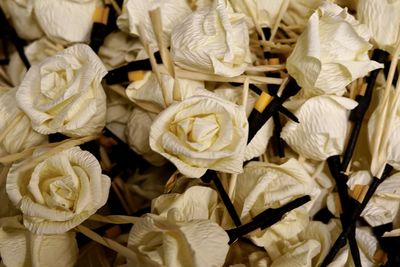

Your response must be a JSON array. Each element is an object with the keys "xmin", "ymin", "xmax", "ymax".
[
  {"xmin": 269, "ymin": 0, "xmax": 290, "ymax": 41},
  {"xmin": 157, "ymin": 65, "xmax": 283, "ymax": 85},
  {"xmin": 370, "ymin": 42, "xmax": 400, "ymax": 177},
  {"xmin": 149, "ymin": 8, "xmax": 181, "ymax": 101},
  {"xmin": 137, "ymin": 24, "xmax": 170, "ymax": 107}
]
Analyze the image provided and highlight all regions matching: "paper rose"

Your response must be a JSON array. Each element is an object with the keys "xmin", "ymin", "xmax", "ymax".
[
  {"xmin": 347, "ymin": 171, "xmax": 400, "ymax": 226},
  {"xmin": 127, "ymin": 213, "xmax": 229, "ymax": 267},
  {"xmin": 0, "ymin": 87, "xmax": 46, "ymax": 157},
  {"xmin": 16, "ymin": 44, "xmax": 108, "ymax": 137},
  {"xmin": 171, "ymin": 0, "xmax": 252, "ymax": 77},
  {"xmin": 7, "ymin": 37, "xmax": 63, "ymax": 87},
  {"xmin": 149, "ymin": 90, "xmax": 248, "ymax": 178},
  {"xmin": 357, "ymin": 0, "xmax": 400, "ymax": 54},
  {"xmin": 98, "ymin": 32, "xmax": 148, "ymax": 70},
  {"xmin": 233, "ymin": 159, "xmax": 321, "ymax": 258},
  {"xmin": 117, "ymin": 0, "xmax": 192, "ymax": 47},
  {"xmin": 282, "ymin": 95, "xmax": 358, "ymax": 161},
  {"xmin": 126, "ymin": 108, "xmax": 167, "ymax": 166},
  {"xmin": 126, "ymin": 73, "xmax": 203, "ymax": 112},
  {"xmin": 1, "ymin": 0, "xmax": 43, "ymax": 40},
  {"xmin": 6, "ymin": 147, "xmax": 111, "ymax": 234},
  {"xmin": 0, "ymin": 216, "xmax": 78, "ymax": 267},
  {"xmin": 234, "ymin": 159, "xmax": 321, "ymax": 221},
  {"xmin": 286, "ymin": 2, "xmax": 382, "ymax": 96},
  {"xmin": 151, "ymin": 186, "xmax": 219, "ymax": 222},
  {"xmin": 34, "ymin": 0, "xmax": 99, "ymax": 43}
]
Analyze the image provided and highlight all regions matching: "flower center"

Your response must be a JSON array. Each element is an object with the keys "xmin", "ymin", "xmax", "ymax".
[
  {"xmin": 174, "ymin": 114, "xmax": 220, "ymax": 152},
  {"xmin": 40, "ymin": 175, "xmax": 78, "ymax": 211}
]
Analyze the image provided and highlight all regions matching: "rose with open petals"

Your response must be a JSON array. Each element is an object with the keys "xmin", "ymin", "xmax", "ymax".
[
  {"xmin": 16, "ymin": 44, "xmax": 107, "ymax": 137},
  {"xmin": 150, "ymin": 90, "xmax": 248, "ymax": 178},
  {"xmin": 6, "ymin": 147, "xmax": 111, "ymax": 234}
]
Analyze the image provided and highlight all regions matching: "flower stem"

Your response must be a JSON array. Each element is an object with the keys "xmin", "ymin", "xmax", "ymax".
[{"xmin": 320, "ymin": 164, "xmax": 393, "ymax": 267}]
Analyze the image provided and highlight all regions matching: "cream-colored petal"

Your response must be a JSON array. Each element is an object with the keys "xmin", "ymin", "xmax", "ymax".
[
  {"xmin": 282, "ymin": 95, "xmax": 358, "ymax": 161},
  {"xmin": 3, "ymin": 0, "xmax": 43, "ymax": 40},
  {"xmin": 127, "ymin": 214, "xmax": 229, "ymax": 267},
  {"xmin": 171, "ymin": 0, "xmax": 251, "ymax": 77},
  {"xmin": 151, "ymin": 186, "xmax": 219, "ymax": 221},
  {"xmin": 34, "ymin": 0, "xmax": 98, "ymax": 43},
  {"xmin": 357, "ymin": 0, "xmax": 400, "ymax": 54},
  {"xmin": 0, "ymin": 216, "xmax": 78, "ymax": 267}
]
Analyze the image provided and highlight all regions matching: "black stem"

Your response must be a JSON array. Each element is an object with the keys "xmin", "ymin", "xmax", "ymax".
[
  {"xmin": 321, "ymin": 164, "xmax": 393, "ymax": 267},
  {"xmin": 327, "ymin": 156, "xmax": 361, "ymax": 267},
  {"xmin": 202, "ymin": 170, "xmax": 242, "ymax": 227},
  {"xmin": 104, "ymin": 51, "xmax": 162, "ymax": 84},
  {"xmin": 226, "ymin": 195, "xmax": 311, "ymax": 244},
  {"xmin": 341, "ymin": 49, "xmax": 389, "ymax": 171}
]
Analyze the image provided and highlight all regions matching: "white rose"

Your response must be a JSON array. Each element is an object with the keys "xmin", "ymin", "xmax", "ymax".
[
  {"xmin": 347, "ymin": 171, "xmax": 400, "ymax": 226},
  {"xmin": 171, "ymin": 0, "xmax": 252, "ymax": 77},
  {"xmin": 16, "ymin": 44, "xmax": 108, "ymax": 137},
  {"xmin": 127, "ymin": 213, "xmax": 229, "ymax": 267},
  {"xmin": 149, "ymin": 90, "xmax": 248, "ymax": 178},
  {"xmin": 1, "ymin": 0, "xmax": 43, "ymax": 40},
  {"xmin": 34, "ymin": 0, "xmax": 99, "ymax": 43},
  {"xmin": 151, "ymin": 186, "xmax": 220, "ymax": 222},
  {"xmin": 7, "ymin": 37, "xmax": 63, "ymax": 87},
  {"xmin": 126, "ymin": 108, "xmax": 167, "ymax": 166},
  {"xmin": 98, "ymin": 32, "xmax": 148, "ymax": 70},
  {"xmin": 357, "ymin": 0, "xmax": 400, "ymax": 54},
  {"xmin": 234, "ymin": 159, "xmax": 321, "ymax": 258},
  {"xmin": 0, "ymin": 216, "xmax": 78, "ymax": 267},
  {"xmin": 6, "ymin": 147, "xmax": 111, "ymax": 234},
  {"xmin": 0, "ymin": 87, "xmax": 46, "ymax": 157},
  {"xmin": 126, "ymin": 72, "xmax": 203, "ymax": 112},
  {"xmin": 286, "ymin": 2, "xmax": 382, "ymax": 96},
  {"xmin": 282, "ymin": 95, "xmax": 358, "ymax": 161},
  {"xmin": 117, "ymin": 0, "xmax": 192, "ymax": 47}
]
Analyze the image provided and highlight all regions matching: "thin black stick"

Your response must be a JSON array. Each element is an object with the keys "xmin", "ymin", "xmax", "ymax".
[
  {"xmin": 201, "ymin": 170, "xmax": 242, "ymax": 227},
  {"xmin": 320, "ymin": 164, "xmax": 393, "ymax": 266}
]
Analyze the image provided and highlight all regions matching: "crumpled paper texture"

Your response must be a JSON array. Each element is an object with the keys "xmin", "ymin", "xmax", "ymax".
[
  {"xmin": 98, "ymin": 32, "xmax": 148, "ymax": 70},
  {"xmin": 171, "ymin": 0, "xmax": 251, "ymax": 77},
  {"xmin": 126, "ymin": 108, "xmax": 166, "ymax": 166},
  {"xmin": 282, "ymin": 95, "xmax": 358, "ymax": 161},
  {"xmin": 0, "ymin": 87, "xmax": 46, "ymax": 157},
  {"xmin": 6, "ymin": 147, "xmax": 111, "ymax": 234},
  {"xmin": 7, "ymin": 37, "xmax": 63, "ymax": 87},
  {"xmin": 150, "ymin": 90, "xmax": 248, "ymax": 178},
  {"xmin": 126, "ymin": 73, "xmax": 203, "ymax": 111},
  {"xmin": 0, "ymin": 216, "xmax": 78, "ymax": 267},
  {"xmin": 127, "ymin": 213, "xmax": 229, "ymax": 267},
  {"xmin": 357, "ymin": 0, "xmax": 400, "ymax": 54},
  {"xmin": 34, "ymin": 0, "xmax": 100, "ymax": 43},
  {"xmin": 347, "ymin": 170, "xmax": 400, "ymax": 226},
  {"xmin": 234, "ymin": 159, "xmax": 321, "ymax": 259},
  {"xmin": 117, "ymin": 0, "xmax": 192, "ymax": 48},
  {"xmin": 1, "ymin": 0, "xmax": 43, "ymax": 40},
  {"xmin": 286, "ymin": 2, "xmax": 382, "ymax": 96},
  {"xmin": 16, "ymin": 44, "xmax": 108, "ymax": 137}
]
